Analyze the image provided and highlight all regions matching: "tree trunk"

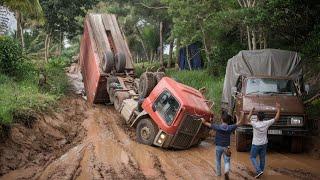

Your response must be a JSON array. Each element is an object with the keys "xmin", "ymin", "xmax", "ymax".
[
  {"xmin": 263, "ymin": 31, "xmax": 267, "ymax": 48},
  {"xmin": 150, "ymin": 51, "xmax": 153, "ymax": 63},
  {"xmin": 58, "ymin": 31, "xmax": 64, "ymax": 56},
  {"xmin": 200, "ymin": 24, "xmax": 210, "ymax": 64},
  {"xmin": 159, "ymin": 21, "xmax": 164, "ymax": 67},
  {"xmin": 246, "ymin": 26, "xmax": 252, "ymax": 50},
  {"xmin": 16, "ymin": 11, "xmax": 25, "ymax": 50},
  {"xmin": 251, "ymin": 30, "xmax": 256, "ymax": 50},
  {"xmin": 135, "ymin": 26, "xmax": 149, "ymax": 61},
  {"xmin": 44, "ymin": 33, "xmax": 51, "ymax": 63},
  {"xmin": 176, "ymin": 39, "xmax": 181, "ymax": 67},
  {"xmin": 240, "ymin": 26, "xmax": 243, "ymax": 44},
  {"xmin": 45, "ymin": 34, "xmax": 48, "ymax": 62},
  {"xmin": 168, "ymin": 41, "xmax": 174, "ymax": 68},
  {"xmin": 186, "ymin": 47, "xmax": 192, "ymax": 70},
  {"xmin": 47, "ymin": 36, "xmax": 51, "ymax": 59}
]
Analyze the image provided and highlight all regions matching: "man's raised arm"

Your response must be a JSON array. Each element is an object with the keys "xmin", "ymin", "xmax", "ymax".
[
  {"xmin": 201, "ymin": 118, "xmax": 212, "ymax": 128},
  {"xmin": 274, "ymin": 102, "xmax": 281, "ymax": 122},
  {"xmin": 236, "ymin": 111, "xmax": 245, "ymax": 126}
]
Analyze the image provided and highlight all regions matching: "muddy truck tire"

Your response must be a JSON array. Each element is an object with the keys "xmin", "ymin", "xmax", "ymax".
[
  {"xmin": 136, "ymin": 118, "xmax": 159, "ymax": 145},
  {"xmin": 115, "ymin": 52, "xmax": 126, "ymax": 73},
  {"xmin": 138, "ymin": 72, "xmax": 157, "ymax": 98},
  {"xmin": 290, "ymin": 136, "xmax": 303, "ymax": 153},
  {"xmin": 154, "ymin": 72, "xmax": 166, "ymax": 83},
  {"xmin": 102, "ymin": 51, "xmax": 115, "ymax": 73},
  {"xmin": 236, "ymin": 130, "xmax": 249, "ymax": 152}
]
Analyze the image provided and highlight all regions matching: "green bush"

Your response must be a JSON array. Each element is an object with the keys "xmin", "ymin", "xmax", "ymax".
[
  {"xmin": 134, "ymin": 62, "xmax": 162, "ymax": 77},
  {"xmin": 207, "ymin": 37, "xmax": 244, "ymax": 76},
  {"xmin": 45, "ymin": 57, "xmax": 70, "ymax": 95},
  {"xmin": 0, "ymin": 55, "xmax": 70, "ymax": 125},
  {"xmin": 0, "ymin": 73, "xmax": 57, "ymax": 124},
  {"xmin": 0, "ymin": 36, "xmax": 24, "ymax": 77}
]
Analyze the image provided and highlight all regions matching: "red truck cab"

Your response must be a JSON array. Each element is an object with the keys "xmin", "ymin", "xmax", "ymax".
[{"xmin": 138, "ymin": 77, "xmax": 213, "ymax": 149}]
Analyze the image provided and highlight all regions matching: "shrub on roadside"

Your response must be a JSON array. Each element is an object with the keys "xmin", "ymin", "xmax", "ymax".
[
  {"xmin": 0, "ymin": 55, "xmax": 70, "ymax": 125},
  {"xmin": 0, "ymin": 36, "xmax": 24, "ymax": 77}
]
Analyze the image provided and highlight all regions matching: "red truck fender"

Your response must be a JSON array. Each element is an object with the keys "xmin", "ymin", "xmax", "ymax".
[{"xmin": 130, "ymin": 110, "xmax": 150, "ymax": 128}]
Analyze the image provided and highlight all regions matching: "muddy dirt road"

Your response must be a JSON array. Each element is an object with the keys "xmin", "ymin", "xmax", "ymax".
[
  {"xmin": 1, "ymin": 64, "xmax": 320, "ymax": 180},
  {"xmin": 1, "ymin": 97, "xmax": 320, "ymax": 180}
]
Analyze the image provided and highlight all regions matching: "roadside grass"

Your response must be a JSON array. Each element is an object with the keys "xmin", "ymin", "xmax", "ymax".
[
  {"xmin": 134, "ymin": 61, "xmax": 162, "ymax": 77},
  {"xmin": 166, "ymin": 69, "xmax": 224, "ymax": 115},
  {"xmin": 0, "ymin": 57, "xmax": 69, "ymax": 125}
]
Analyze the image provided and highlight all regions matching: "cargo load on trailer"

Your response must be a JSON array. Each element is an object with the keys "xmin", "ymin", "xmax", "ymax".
[
  {"xmin": 79, "ymin": 13, "xmax": 213, "ymax": 149},
  {"xmin": 222, "ymin": 49, "xmax": 309, "ymax": 152}
]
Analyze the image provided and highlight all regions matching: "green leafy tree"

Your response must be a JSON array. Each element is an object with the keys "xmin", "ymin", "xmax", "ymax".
[
  {"xmin": 40, "ymin": 0, "xmax": 97, "ymax": 61},
  {"xmin": 1, "ymin": 0, "xmax": 43, "ymax": 49}
]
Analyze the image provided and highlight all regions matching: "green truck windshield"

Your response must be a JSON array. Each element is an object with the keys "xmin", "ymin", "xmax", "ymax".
[{"xmin": 246, "ymin": 78, "xmax": 296, "ymax": 95}]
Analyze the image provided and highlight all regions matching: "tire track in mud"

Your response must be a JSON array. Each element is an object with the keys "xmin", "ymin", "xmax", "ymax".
[{"xmin": 103, "ymin": 107, "xmax": 251, "ymax": 179}]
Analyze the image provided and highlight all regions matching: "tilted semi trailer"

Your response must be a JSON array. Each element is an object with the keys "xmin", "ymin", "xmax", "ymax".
[{"xmin": 79, "ymin": 13, "xmax": 213, "ymax": 149}]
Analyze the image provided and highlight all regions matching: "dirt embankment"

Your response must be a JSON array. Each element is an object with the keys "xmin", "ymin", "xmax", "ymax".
[{"xmin": 0, "ymin": 97, "xmax": 87, "ymax": 179}]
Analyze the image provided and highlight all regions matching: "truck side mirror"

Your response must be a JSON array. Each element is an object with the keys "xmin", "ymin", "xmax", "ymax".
[
  {"xmin": 231, "ymin": 87, "xmax": 238, "ymax": 96},
  {"xmin": 304, "ymin": 84, "xmax": 310, "ymax": 95}
]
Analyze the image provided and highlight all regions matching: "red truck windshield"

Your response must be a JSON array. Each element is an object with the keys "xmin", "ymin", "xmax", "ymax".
[
  {"xmin": 246, "ymin": 78, "xmax": 296, "ymax": 96},
  {"xmin": 154, "ymin": 90, "xmax": 180, "ymax": 125}
]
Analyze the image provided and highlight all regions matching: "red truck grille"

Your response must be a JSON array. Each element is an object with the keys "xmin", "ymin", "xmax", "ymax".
[{"xmin": 170, "ymin": 115, "xmax": 202, "ymax": 149}]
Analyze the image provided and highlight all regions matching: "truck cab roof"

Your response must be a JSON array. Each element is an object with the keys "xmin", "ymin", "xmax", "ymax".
[{"xmin": 149, "ymin": 77, "xmax": 212, "ymax": 116}]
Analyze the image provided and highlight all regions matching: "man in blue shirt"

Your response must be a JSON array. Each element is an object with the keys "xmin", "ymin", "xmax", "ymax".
[{"xmin": 202, "ymin": 111, "xmax": 245, "ymax": 179}]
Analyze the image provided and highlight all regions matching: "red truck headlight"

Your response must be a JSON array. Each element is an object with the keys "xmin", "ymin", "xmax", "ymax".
[{"xmin": 157, "ymin": 132, "xmax": 167, "ymax": 145}]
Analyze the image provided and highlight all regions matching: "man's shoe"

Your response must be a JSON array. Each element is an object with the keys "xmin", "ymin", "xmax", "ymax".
[
  {"xmin": 224, "ymin": 172, "xmax": 229, "ymax": 180},
  {"xmin": 254, "ymin": 171, "xmax": 263, "ymax": 179}
]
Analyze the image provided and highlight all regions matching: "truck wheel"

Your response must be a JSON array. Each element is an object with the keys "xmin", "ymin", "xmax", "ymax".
[
  {"xmin": 102, "ymin": 51, "xmax": 115, "ymax": 73},
  {"xmin": 114, "ymin": 91, "xmax": 130, "ymax": 112},
  {"xmin": 154, "ymin": 72, "xmax": 165, "ymax": 83},
  {"xmin": 236, "ymin": 130, "xmax": 248, "ymax": 152},
  {"xmin": 138, "ymin": 72, "xmax": 156, "ymax": 98},
  {"xmin": 290, "ymin": 136, "xmax": 303, "ymax": 153},
  {"xmin": 115, "ymin": 52, "xmax": 126, "ymax": 73},
  {"xmin": 136, "ymin": 118, "xmax": 158, "ymax": 145}
]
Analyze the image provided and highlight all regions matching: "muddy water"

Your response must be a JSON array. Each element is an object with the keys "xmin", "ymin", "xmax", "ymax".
[{"xmin": 1, "ymin": 64, "xmax": 319, "ymax": 180}]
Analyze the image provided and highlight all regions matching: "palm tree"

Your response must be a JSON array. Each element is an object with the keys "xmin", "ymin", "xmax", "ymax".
[{"xmin": 1, "ymin": 0, "xmax": 43, "ymax": 49}]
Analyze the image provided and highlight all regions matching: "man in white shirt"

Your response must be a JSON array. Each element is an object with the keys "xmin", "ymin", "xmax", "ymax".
[{"xmin": 248, "ymin": 102, "xmax": 281, "ymax": 178}]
